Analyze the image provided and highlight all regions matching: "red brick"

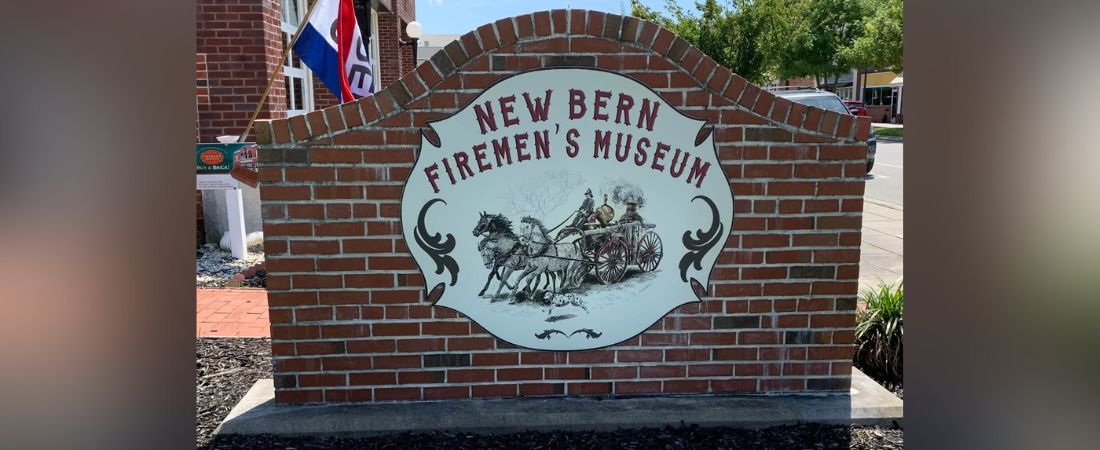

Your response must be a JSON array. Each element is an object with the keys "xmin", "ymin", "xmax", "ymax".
[
  {"xmin": 347, "ymin": 369, "xmax": 396, "ymax": 385},
  {"xmin": 367, "ymin": 290, "xmax": 418, "ymax": 305},
  {"xmin": 447, "ymin": 369, "xmax": 494, "ymax": 383},
  {"xmin": 424, "ymin": 386, "xmax": 469, "ymax": 400},
  {"xmin": 568, "ymin": 350, "xmax": 614, "ymax": 364},
  {"xmin": 711, "ymin": 379, "xmax": 757, "ymax": 393},
  {"xmin": 567, "ymin": 382, "xmax": 612, "ymax": 395},
  {"xmin": 372, "ymin": 322, "xmax": 419, "ymax": 336},
  {"xmin": 664, "ymin": 379, "xmax": 708, "ymax": 393},
  {"xmin": 760, "ymin": 379, "xmax": 805, "ymax": 392},
  {"xmin": 614, "ymin": 381, "xmax": 661, "ymax": 395},
  {"xmin": 592, "ymin": 366, "xmax": 637, "ymax": 379},
  {"xmin": 275, "ymin": 390, "xmax": 323, "ymax": 404},
  {"xmin": 640, "ymin": 365, "xmax": 685, "ymax": 378},
  {"xmin": 498, "ymin": 367, "xmax": 543, "ymax": 381},
  {"xmin": 298, "ymin": 373, "xmax": 345, "ymax": 388},
  {"xmin": 520, "ymin": 383, "xmax": 565, "ymax": 397},
  {"xmin": 396, "ymin": 338, "xmax": 446, "ymax": 353},
  {"xmin": 314, "ymin": 291, "xmax": 368, "ymax": 306},
  {"xmin": 374, "ymin": 387, "xmax": 421, "ymax": 401},
  {"xmin": 809, "ymin": 313, "xmax": 856, "ymax": 328},
  {"xmin": 586, "ymin": 11, "xmax": 607, "ymax": 37},
  {"xmin": 473, "ymin": 353, "xmax": 519, "ymax": 366},
  {"xmin": 448, "ymin": 337, "xmax": 495, "ymax": 351},
  {"xmin": 292, "ymin": 274, "xmax": 341, "ymax": 289},
  {"xmin": 420, "ymin": 321, "xmax": 468, "ymax": 334},
  {"xmin": 473, "ymin": 384, "xmax": 518, "ymax": 398},
  {"xmin": 398, "ymin": 370, "xmax": 446, "ymax": 384},
  {"xmin": 738, "ymin": 331, "xmax": 780, "ymax": 345},
  {"xmin": 544, "ymin": 367, "xmax": 588, "ymax": 380}
]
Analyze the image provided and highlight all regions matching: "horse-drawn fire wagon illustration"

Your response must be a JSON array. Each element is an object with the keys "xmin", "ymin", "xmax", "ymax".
[
  {"xmin": 473, "ymin": 191, "xmax": 665, "ymax": 302},
  {"xmin": 560, "ymin": 198, "xmax": 664, "ymax": 285}
]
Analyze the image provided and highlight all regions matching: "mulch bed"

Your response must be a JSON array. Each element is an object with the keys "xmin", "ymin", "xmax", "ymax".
[
  {"xmin": 196, "ymin": 338, "xmax": 272, "ymax": 447},
  {"xmin": 203, "ymin": 425, "xmax": 903, "ymax": 449},
  {"xmin": 197, "ymin": 338, "xmax": 903, "ymax": 449}
]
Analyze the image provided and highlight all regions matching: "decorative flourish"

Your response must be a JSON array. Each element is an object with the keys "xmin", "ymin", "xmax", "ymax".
[
  {"xmin": 535, "ymin": 328, "xmax": 603, "ymax": 340},
  {"xmin": 569, "ymin": 328, "xmax": 602, "ymax": 339},
  {"xmin": 679, "ymin": 195, "xmax": 724, "ymax": 283},
  {"xmin": 414, "ymin": 199, "xmax": 459, "ymax": 286},
  {"xmin": 535, "ymin": 329, "xmax": 567, "ymax": 340}
]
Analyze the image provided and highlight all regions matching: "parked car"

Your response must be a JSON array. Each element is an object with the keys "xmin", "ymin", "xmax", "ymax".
[
  {"xmin": 768, "ymin": 88, "xmax": 877, "ymax": 173},
  {"xmin": 842, "ymin": 99, "xmax": 869, "ymax": 117}
]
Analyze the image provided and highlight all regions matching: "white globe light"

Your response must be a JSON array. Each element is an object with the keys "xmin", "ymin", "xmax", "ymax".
[{"xmin": 405, "ymin": 21, "xmax": 423, "ymax": 39}]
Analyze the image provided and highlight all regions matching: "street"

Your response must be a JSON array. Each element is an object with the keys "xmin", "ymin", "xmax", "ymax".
[{"xmin": 859, "ymin": 140, "xmax": 904, "ymax": 291}]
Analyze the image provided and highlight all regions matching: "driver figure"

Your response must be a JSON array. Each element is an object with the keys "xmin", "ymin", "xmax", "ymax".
[{"xmin": 571, "ymin": 188, "xmax": 595, "ymax": 229}]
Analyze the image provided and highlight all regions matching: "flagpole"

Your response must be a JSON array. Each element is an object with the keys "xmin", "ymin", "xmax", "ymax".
[{"xmin": 238, "ymin": 0, "xmax": 322, "ymax": 143}]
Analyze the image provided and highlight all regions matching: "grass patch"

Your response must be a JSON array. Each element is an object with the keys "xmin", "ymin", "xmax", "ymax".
[{"xmin": 873, "ymin": 126, "xmax": 903, "ymax": 138}]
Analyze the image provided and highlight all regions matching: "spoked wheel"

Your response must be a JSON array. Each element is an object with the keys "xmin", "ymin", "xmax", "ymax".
[
  {"xmin": 636, "ymin": 231, "xmax": 663, "ymax": 272},
  {"xmin": 594, "ymin": 238, "xmax": 628, "ymax": 284}
]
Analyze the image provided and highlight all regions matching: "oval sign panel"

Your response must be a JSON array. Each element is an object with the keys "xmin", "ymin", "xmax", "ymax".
[{"xmin": 401, "ymin": 68, "xmax": 734, "ymax": 350}]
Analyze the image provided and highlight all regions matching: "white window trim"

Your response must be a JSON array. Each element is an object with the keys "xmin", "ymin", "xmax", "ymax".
[
  {"xmin": 282, "ymin": 0, "xmax": 314, "ymax": 117},
  {"xmin": 370, "ymin": 1, "xmax": 382, "ymax": 93}
]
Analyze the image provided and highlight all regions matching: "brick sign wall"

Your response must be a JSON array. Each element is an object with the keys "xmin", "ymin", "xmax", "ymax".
[{"xmin": 255, "ymin": 9, "xmax": 871, "ymax": 404}]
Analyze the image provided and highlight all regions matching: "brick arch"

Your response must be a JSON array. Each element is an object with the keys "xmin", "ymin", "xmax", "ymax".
[
  {"xmin": 256, "ymin": 9, "xmax": 869, "ymax": 404},
  {"xmin": 256, "ymin": 9, "xmax": 871, "ymax": 147}
]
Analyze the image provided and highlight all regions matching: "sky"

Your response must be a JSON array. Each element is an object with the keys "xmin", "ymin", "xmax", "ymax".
[{"xmin": 415, "ymin": 0, "xmax": 674, "ymax": 35}]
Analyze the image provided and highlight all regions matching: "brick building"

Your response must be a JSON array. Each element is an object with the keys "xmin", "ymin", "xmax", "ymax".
[{"xmin": 196, "ymin": 0, "xmax": 418, "ymax": 244}]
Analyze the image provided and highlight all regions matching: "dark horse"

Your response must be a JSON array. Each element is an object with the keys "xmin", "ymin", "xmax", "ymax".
[{"xmin": 472, "ymin": 212, "xmax": 522, "ymax": 298}]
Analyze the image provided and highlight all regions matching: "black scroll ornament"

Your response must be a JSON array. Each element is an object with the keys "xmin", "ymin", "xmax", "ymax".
[
  {"xmin": 679, "ymin": 195, "xmax": 724, "ymax": 283},
  {"xmin": 413, "ymin": 199, "xmax": 459, "ymax": 286},
  {"xmin": 535, "ymin": 329, "xmax": 603, "ymax": 340}
]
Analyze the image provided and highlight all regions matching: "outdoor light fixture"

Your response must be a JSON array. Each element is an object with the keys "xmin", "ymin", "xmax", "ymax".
[
  {"xmin": 400, "ymin": 20, "xmax": 423, "ymax": 62},
  {"xmin": 405, "ymin": 21, "xmax": 423, "ymax": 40},
  {"xmin": 400, "ymin": 22, "xmax": 422, "ymax": 46}
]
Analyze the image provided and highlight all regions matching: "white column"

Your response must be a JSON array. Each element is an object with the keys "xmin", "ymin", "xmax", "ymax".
[
  {"xmin": 852, "ymin": 68, "xmax": 860, "ymax": 101},
  {"xmin": 897, "ymin": 85, "xmax": 903, "ymax": 113},
  {"xmin": 225, "ymin": 188, "xmax": 248, "ymax": 259}
]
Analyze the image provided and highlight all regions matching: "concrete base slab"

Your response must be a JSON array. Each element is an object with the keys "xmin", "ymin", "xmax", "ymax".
[{"xmin": 215, "ymin": 369, "xmax": 901, "ymax": 437}]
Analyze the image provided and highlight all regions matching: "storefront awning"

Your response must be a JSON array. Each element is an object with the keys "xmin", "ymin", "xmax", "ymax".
[{"xmin": 865, "ymin": 71, "xmax": 898, "ymax": 87}]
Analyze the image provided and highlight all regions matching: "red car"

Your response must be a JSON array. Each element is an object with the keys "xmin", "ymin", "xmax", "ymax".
[{"xmin": 843, "ymin": 100, "xmax": 869, "ymax": 117}]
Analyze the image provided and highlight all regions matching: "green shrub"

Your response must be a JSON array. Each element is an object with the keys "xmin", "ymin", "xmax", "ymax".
[{"xmin": 854, "ymin": 280, "xmax": 904, "ymax": 380}]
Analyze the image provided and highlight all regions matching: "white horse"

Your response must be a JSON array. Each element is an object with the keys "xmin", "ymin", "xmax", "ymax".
[{"xmin": 512, "ymin": 217, "xmax": 585, "ymax": 298}]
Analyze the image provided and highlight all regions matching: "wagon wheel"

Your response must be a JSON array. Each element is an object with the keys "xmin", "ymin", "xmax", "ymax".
[
  {"xmin": 581, "ymin": 234, "xmax": 600, "ymax": 263},
  {"xmin": 636, "ymin": 231, "xmax": 663, "ymax": 272},
  {"xmin": 594, "ymin": 238, "xmax": 628, "ymax": 284}
]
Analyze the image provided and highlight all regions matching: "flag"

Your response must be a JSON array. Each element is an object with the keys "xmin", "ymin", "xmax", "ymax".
[{"xmin": 292, "ymin": 0, "xmax": 373, "ymax": 102}]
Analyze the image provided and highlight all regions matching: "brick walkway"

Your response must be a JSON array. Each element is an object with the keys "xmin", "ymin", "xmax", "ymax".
[{"xmin": 196, "ymin": 288, "xmax": 270, "ymax": 337}]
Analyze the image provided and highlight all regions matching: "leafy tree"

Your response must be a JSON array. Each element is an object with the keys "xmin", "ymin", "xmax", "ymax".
[
  {"xmin": 630, "ymin": 0, "xmax": 770, "ymax": 84},
  {"xmin": 631, "ymin": 0, "xmax": 898, "ymax": 87},
  {"xmin": 756, "ymin": 0, "xmax": 864, "ymax": 86},
  {"xmin": 843, "ymin": 0, "xmax": 903, "ymax": 71}
]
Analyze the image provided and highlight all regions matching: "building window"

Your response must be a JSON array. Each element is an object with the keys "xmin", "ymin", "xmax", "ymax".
[
  {"xmin": 282, "ymin": 0, "xmax": 313, "ymax": 117},
  {"xmin": 836, "ymin": 87, "xmax": 853, "ymax": 100},
  {"xmin": 863, "ymin": 86, "xmax": 897, "ymax": 107}
]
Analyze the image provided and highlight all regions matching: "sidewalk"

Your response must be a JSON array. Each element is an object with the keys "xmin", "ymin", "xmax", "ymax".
[
  {"xmin": 197, "ymin": 288, "xmax": 270, "ymax": 337},
  {"xmin": 859, "ymin": 200, "xmax": 904, "ymax": 292}
]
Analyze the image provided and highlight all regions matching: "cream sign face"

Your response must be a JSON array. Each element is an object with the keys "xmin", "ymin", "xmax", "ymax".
[{"xmin": 401, "ymin": 68, "xmax": 734, "ymax": 351}]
